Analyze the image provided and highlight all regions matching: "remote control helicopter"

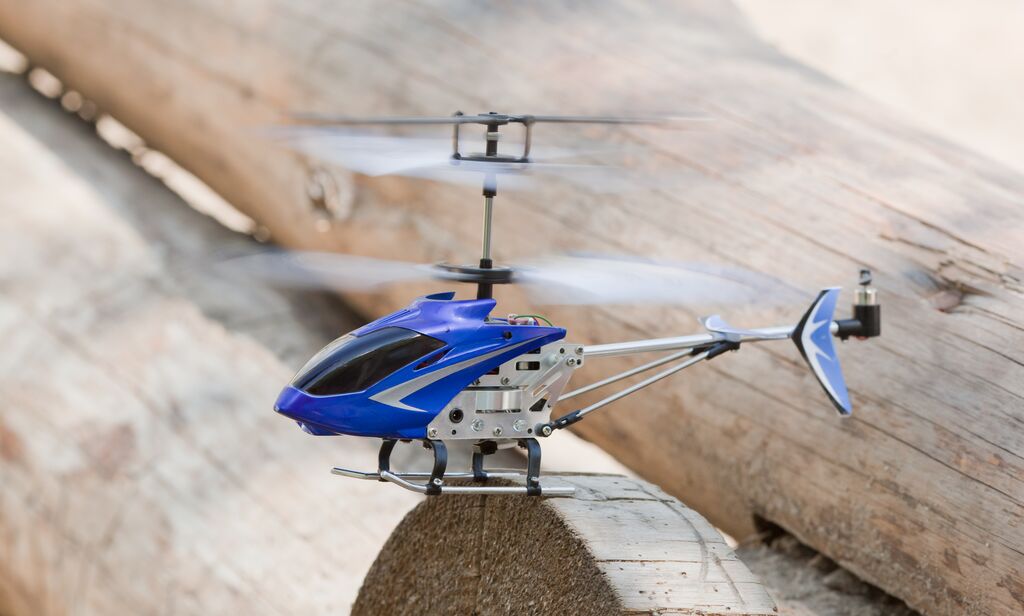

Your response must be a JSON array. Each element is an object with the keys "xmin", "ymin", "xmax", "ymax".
[{"xmin": 243, "ymin": 111, "xmax": 882, "ymax": 496}]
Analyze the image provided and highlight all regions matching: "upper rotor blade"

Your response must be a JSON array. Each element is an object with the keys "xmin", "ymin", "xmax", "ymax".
[
  {"xmin": 512, "ymin": 255, "xmax": 796, "ymax": 306},
  {"xmin": 266, "ymin": 128, "xmax": 453, "ymax": 177},
  {"xmin": 290, "ymin": 113, "xmax": 486, "ymax": 126},
  {"xmin": 266, "ymin": 127, "xmax": 643, "ymax": 192},
  {"xmin": 392, "ymin": 159, "xmax": 643, "ymax": 193},
  {"xmin": 288, "ymin": 112, "xmax": 709, "ymax": 126},
  {"xmin": 526, "ymin": 113, "xmax": 709, "ymax": 125}
]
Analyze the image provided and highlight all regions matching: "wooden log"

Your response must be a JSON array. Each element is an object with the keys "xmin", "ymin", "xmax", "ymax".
[
  {"xmin": 1, "ymin": 2, "xmax": 1021, "ymax": 614},
  {"xmin": 0, "ymin": 70, "xmax": 772, "ymax": 616},
  {"xmin": 354, "ymin": 475, "xmax": 775, "ymax": 616},
  {"xmin": 0, "ymin": 72, "xmax": 425, "ymax": 614}
]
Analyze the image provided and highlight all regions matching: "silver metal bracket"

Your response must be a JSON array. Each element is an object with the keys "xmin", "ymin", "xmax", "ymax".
[{"xmin": 426, "ymin": 341, "xmax": 583, "ymax": 441}]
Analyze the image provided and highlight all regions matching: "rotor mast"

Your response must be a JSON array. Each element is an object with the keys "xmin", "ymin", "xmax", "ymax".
[
  {"xmin": 471, "ymin": 112, "xmax": 504, "ymax": 300},
  {"xmin": 288, "ymin": 108, "xmax": 681, "ymax": 301},
  {"xmin": 479, "ymin": 192, "xmax": 495, "ymax": 300}
]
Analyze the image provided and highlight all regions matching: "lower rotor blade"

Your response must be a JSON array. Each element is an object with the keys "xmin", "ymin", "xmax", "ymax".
[
  {"xmin": 216, "ymin": 250, "xmax": 445, "ymax": 291},
  {"xmin": 513, "ymin": 255, "xmax": 799, "ymax": 306},
  {"xmin": 218, "ymin": 249, "xmax": 800, "ymax": 310}
]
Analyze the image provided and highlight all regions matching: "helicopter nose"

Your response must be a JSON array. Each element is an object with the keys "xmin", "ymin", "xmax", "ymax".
[
  {"xmin": 274, "ymin": 386, "xmax": 307, "ymax": 421},
  {"xmin": 274, "ymin": 386, "xmax": 335, "ymax": 435}
]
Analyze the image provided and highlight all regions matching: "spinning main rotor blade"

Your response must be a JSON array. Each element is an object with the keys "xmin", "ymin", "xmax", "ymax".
[
  {"xmin": 514, "ymin": 255, "xmax": 787, "ymax": 305},
  {"xmin": 526, "ymin": 114, "xmax": 708, "ymax": 125},
  {"xmin": 292, "ymin": 114, "xmax": 487, "ymax": 125},
  {"xmin": 268, "ymin": 128, "xmax": 642, "ymax": 192},
  {"xmin": 268, "ymin": 128, "xmax": 597, "ymax": 165},
  {"xmin": 289, "ymin": 112, "xmax": 708, "ymax": 126},
  {"xmin": 216, "ymin": 251, "xmax": 449, "ymax": 291},
  {"xmin": 220, "ymin": 250, "xmax": 791, "ymax": 306}
]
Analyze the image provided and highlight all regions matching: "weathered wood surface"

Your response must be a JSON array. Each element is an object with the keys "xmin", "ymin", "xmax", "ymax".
[
  {"xmin": 0, "ymin": 72, "xmax": 425, "ymax": 614},
  {"xmin": 0, "ymin": 2, "xmax": 1021, "ymax": 614},
  {"xmin": 355, "ymin": 475, "xmax": 775, "ymax": 616},
  {"xmin": 0, "ymin": 71, "xmax": 764, "ymax": 616}
]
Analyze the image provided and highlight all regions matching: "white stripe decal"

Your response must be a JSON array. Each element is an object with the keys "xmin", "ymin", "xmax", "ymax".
[{"xmin": 370, "ymin": 340, "xmax": 534, "ymax": 411}]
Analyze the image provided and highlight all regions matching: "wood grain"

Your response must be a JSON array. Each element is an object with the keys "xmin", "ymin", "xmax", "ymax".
[
  {"xmin": 0, "ymin": 2, "xmax": 1020, "ymax": 613},
  {"xmin": 0, "ymin": 72, "xmax": 423, "ymax": 614},
  {"xmin": 354, "ymin": 475, "xmax": 776, "ymax": 616}
]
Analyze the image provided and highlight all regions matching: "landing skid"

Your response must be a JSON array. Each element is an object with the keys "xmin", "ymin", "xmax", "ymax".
[{"xmin": 331, "ymin": 438, "xmax": 576, "ymax": 496}]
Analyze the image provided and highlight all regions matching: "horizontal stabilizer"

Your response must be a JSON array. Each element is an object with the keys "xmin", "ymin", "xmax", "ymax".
[{"xmin": 701, "ymin": 314, "xmax": 790, "ymax": 341}]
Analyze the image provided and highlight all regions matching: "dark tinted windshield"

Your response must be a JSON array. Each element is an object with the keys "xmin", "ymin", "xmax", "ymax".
[{"xmin": 292, "ymin": 327, "xmax": 445, "ymax": 396}]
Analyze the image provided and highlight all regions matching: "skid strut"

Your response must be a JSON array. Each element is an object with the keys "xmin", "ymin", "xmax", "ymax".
[
  {"xmin": 424, "ymin": 439, "xmax": 448, "ymax": 495},
  {"xmin": 332, "ymin": 438, "xmax": 574, "ymax": 496}
]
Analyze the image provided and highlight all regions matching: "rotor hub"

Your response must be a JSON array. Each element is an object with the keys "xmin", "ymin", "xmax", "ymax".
[{"xmin": 430, "ymin": 262, "xmax": 516, "ymax": 285}]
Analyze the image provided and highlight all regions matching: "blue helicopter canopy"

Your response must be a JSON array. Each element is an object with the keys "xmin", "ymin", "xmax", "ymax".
[{"xmin": 274, "ymin": 292, "xmax": 566, "ymax": 439}]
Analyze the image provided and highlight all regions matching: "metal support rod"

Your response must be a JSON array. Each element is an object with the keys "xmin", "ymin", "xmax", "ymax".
[
  {"xmin": 379, "ymin": 471, "xmax": 575, "ymax": 496},
  {"xmin": 521, "ymin": 120, "xmax": 533, "ymax": 160},
  {"xmin": 583, "ymin": 325, "xmax": 794, "ymax": 358},
  {"xmin": 332, "ymin": 468, "xmax": 525, "ymax": 480},
  {"xmin": 572, "ymin": 349, "xmax": 711, "ymax": 421},
  {"xmin": 481, "ymin": 195, "xmax": 494, "ymax": 260},
  {"xmin": 559, "ymin": 348, "xmax": 697, "ymax": 402}
]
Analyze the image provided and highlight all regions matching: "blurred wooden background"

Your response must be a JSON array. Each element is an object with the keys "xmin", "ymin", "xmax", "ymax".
[{"xmin": 0, "ymin": 1, "xmax": 1021, "ymax": 614}]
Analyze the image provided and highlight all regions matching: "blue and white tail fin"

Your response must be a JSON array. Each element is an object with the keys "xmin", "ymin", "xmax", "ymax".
[{"xmin": 791, "ymin": 288, "xmax": 852, "ymax": 415}]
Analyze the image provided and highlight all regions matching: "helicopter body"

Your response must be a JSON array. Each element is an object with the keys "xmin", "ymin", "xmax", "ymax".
[{"xmin": 275, "ymin": 292, "xmax": 572, "ymax": 440}]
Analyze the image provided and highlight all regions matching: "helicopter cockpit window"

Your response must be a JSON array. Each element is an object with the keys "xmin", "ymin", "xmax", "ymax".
[{"xmin": 292, "ymin": 327, "xmax": 445, "ymax": 396}]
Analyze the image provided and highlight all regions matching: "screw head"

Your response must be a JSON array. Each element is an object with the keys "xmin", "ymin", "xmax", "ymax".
[
  {"xmin": 492, "ymin": 426, "xmax": 503, "ymax": 437},
  {"xmin": 539, "ymin": 424, "xmax": 553, "ymax": 437},
  {"xmin": 432, "ymin": 477, "xmax": 442, "ymax": 486},
  {"xmin": 513, "ymin": 419, "xmax": 526, "ymax": 432},
  {"xmin": 501, "ymin": 376, "xmax": 510, "ymax": 385},
  {"xmin": 471, "ymin": 419, "xmax": 484, "ymax": 432},
  {"xmin": 566, "ymin": 358, "xmax": 577, "ymax": 366},
  {"xmin": 576, "ymin": 346, "xmax": 584, "ymax": 355},
  {"xmin": 428, "ymin": 428, "xmax": 438, "ymax": 438}
]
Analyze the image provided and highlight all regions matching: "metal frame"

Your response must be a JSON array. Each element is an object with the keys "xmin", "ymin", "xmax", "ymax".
[
  {"xmin": 581, "ymin": 325, "xmax": 793, "ymax": 358},
  {"xmin": 333, "ymin": 437, "xmax": 576, "ymax": 496},
  {"xmin": 533, "ymin": 324, "xmax": 797, "ymax": 428},
  {"xmin": 333, "ymin": 468, "xmax": 574, "ymax": 496},
  {"xmin": 328, "ymin": 311, "xmax": 844, "ymax": 493},
  {"xmin": 451, "ymin": 111, "xmax": 534, "ymax": 163},
  {"xmin": 425, "ymin": 341, "xmax": 583, "ymax": 441}
]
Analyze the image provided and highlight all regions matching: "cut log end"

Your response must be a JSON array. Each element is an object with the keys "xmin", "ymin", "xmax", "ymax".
[{"xmin": 353, "ymin": 475, "xmax": 776, "ymax": 616}]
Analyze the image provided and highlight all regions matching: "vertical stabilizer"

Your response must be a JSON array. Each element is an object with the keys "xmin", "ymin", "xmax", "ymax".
[{"xmin": 792, "ymin": 288, "xmax": 852, "ymax": 415}]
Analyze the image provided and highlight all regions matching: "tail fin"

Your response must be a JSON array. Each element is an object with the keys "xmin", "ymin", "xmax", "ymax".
[{"xmin": 792, "ymin": 288, "xmax": 852, "ymax": 415}]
